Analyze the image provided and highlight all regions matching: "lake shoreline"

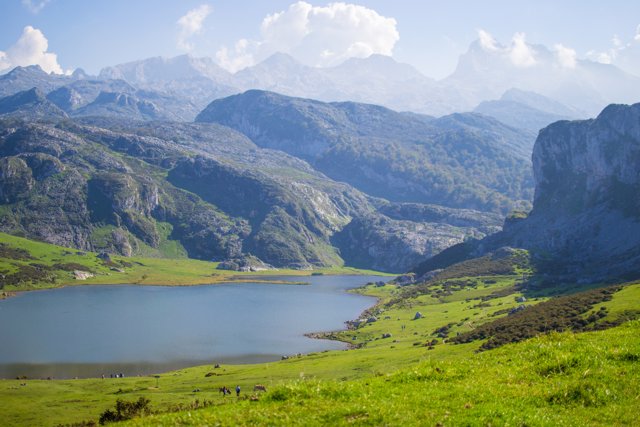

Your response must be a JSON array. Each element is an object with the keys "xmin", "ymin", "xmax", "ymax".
[
  {"xmin": 3, "ymin": 269, "xmax": 392, "ymax": 298},
  {"xmin": 0, "ymin": 276, "xmax": 383, "ymax": 380}
]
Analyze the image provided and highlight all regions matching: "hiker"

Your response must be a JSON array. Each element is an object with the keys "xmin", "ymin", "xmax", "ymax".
[{"xmin": 236, "ymin": 385, "xmax": 241, "ymax": 397}]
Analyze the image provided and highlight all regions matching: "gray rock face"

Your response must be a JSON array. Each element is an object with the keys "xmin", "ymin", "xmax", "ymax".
[
  {"xmin": 532, "ymin": 104, "xmax": 640, "ymax": 213},
  {"xmin": 502, "ymin": 103, "xmax": 640, "ymax": 277},
  {"xmin": 332, "ymin": 213, "xmax": 496, "ymax": 273},
  {"xmin": 420, "ymin": 103, "xmax": 640, "ymax": 280}
]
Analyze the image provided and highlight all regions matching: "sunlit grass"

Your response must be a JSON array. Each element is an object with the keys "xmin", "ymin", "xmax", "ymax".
[{"xmin": 1, "ymin": 232, "xmax": 638, "ymax": 426}]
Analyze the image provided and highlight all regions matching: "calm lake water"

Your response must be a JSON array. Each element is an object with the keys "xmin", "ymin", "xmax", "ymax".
[{"xmin": 0, "ymin": 275, "xmax": 382, "ymax": 378}]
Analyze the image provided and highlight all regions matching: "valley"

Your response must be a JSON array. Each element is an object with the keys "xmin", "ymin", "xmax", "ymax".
[{"xmin": 2, "ymin": 4, "xmax": 640, "ymax": 425}]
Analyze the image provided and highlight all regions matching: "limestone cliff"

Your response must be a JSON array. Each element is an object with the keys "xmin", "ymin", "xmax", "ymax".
[
  {"xmin": 504, "ymin": 103, "xmax": 640, "ymax": 278},
  {"xmin": 415, "ymin": 103, "xmax": 640, "ymax": 280}
]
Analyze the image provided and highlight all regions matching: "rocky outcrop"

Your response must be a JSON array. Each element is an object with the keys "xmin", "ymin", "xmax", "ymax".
[
  {"xmin": 415, "ymin": 103, "xmax": 640, "ymax": 281},
  {"xmin": 502, "ymin": 103, "xmax": 640, "ymax": 278},
  {"xmin": 0, "ymin": 122, "xmax": 248, "ymax": 261},
  {"xmin": 332, "ymin": 213, "xmax": 494, "ymax": 273}
]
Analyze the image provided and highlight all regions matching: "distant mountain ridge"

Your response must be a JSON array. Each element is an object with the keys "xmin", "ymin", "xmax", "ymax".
[
  {"xmin": 196, "ymin": 90, "xmax": 534, "ymax": 214},
  {"xmin": 446, "ymin": 40, "xmax": 640, "ymax": 116},
  {"xmin": 473, "ymin": 89, "xmax": 582, "ymax": 132},
  {"xmin": 2, "ymin": 35, "xmax": 636, "ymax": 122},
  {"xmin": 2, "ymin": 38, "xmax": 638, "ymax": 273}
]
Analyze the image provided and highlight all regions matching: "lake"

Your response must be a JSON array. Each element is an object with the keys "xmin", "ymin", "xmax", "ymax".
[{"xmin": 0, "ymin": 275, "xmax": 383, "ymax": 379}]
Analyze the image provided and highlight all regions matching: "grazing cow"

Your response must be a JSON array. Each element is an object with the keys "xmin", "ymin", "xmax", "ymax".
[{"xmin": 253, "ymin": 384, "xmax": 267, "ymax": 392}]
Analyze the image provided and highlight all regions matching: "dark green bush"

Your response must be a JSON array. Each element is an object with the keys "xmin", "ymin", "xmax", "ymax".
[
  {"xmin": 98, "ymin": 397, "xmax": 151, "ymax": 425},
  {"xmin": 451, "ymin": 286, "xmax": 622, "ymax": 350}
]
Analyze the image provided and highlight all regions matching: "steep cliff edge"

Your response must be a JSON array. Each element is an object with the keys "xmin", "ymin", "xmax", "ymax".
[{"xmin": 415, "ymin": 103, "xmax": 640, "ymax": 280}]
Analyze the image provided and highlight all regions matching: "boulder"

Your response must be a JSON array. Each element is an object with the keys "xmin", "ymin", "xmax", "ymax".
[
  {"xmin": 395, "ymin": 273, "xmax": 416, "ymax": 286},
  {"xmin": 73, "ymin": 270, "xmax": 94, "ymax": 280}
]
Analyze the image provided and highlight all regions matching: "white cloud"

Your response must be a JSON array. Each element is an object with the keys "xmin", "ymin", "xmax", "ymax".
[
  {"xmin": 22, "ymin": 0, "xmax": 50, "ymax": 14},
  {"xmin": 216, "ymin": 39, "xmax": 256, "ymax": 72},
  {"xmin": 509, "ymin": 32, "xmax": 536, "ymax": 67},
  {"xmin": 477, "ymin": 29, "xmax": 498, "ymax": 51},
  {"xmin": 606, "ymin": 25, "xmax": 640, "ymax": 75},
  {"xmin": 587, "ymin": 50, "xmax": 612, "ymax": 64},
  {"xmin": 475, "ymin": 29, "xmax": 537, "ymax": 68},
  {"xmin": 553, "ymin": 43, "xmax": 577, "ymax": 69},
  {"xmin": 0, "ymin": 26, "xmax": 64, "ymax": 74},
  {"xmin": 216, "ymin": 1, "xmax": 399, "ymax": 72},
  {"xmin": 612, "ymin": 35, "xmax": 623, "ymax": 48},
  {"xmin": 584, "ymin": 25, "xmax": 640, "ymax": 75},
  {"xmin": 177, "ymin": 4, "xmax": 212, "ymax": 52}
]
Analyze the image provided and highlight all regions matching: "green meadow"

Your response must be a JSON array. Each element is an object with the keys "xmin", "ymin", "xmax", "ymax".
[
  {"xmin": 0, "ymin": 232, "xmax": 389, "ymax": 295},
  {"xmin": 0, "ymin": 234, "xmax": 639, "ymax": 426}
]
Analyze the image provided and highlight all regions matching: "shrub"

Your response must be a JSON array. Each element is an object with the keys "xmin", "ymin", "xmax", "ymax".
[
  {"xmin": 0, "ymin": 243, "xmax": 33, "ymax": 260},
  {"xmin": 452, "ymin": 286, "xmax": 622, "ymax": 350},
  {"xmin": 98, "ymin": 397, "xmax": 151, "ymax": 425}
]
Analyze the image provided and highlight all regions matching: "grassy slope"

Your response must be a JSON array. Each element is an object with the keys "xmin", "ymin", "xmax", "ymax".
[
  {"xmin": 1, "ymin": 253, "xmax": 638, "ymax": 426},
  {"xmin": 0, "ymin": 232, "xmax": 390, "ymax": 294},
  {"xmin": 128, "ymin": 320, "xmax": 640, "ymax": 426}
]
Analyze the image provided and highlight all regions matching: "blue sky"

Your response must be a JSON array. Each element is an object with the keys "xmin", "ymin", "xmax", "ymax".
[{"xmin": 2, "ymin": 0, "xmax": 640, "ymax": 78}]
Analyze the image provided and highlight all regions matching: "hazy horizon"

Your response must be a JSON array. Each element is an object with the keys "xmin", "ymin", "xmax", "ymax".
[{"xmin": 2, "ymin": 1, "xmax": 640, "ymax": 79}]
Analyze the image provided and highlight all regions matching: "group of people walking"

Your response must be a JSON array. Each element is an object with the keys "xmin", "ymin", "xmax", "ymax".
[
  {"xmin": 220, "ymin": 385, "xmax": 241, "ymax": 397},
  {"xmin": 101, "ymin": 373, "xmax": 124, "ymax": 379}
]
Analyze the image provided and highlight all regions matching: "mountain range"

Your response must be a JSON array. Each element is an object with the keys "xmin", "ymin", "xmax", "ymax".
[
  {"xmin": 1, "ymin": 36, "xmax": 640, "ymax": 277},
  {"xmin": 0, "ymin": 88, "xmax": 509, "ymax": 272},
  {"xmin": 2, "ymin": 37, "xmax": 639, "ymax": 125}
]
